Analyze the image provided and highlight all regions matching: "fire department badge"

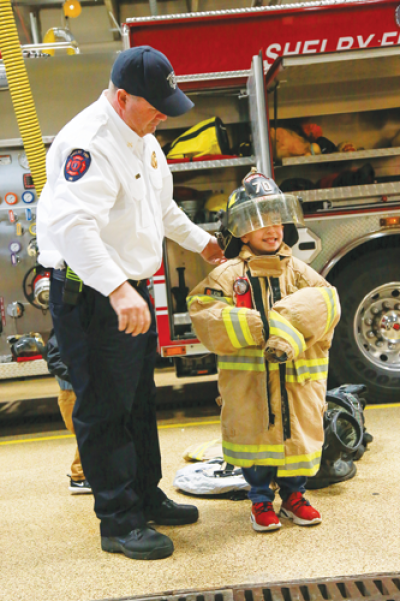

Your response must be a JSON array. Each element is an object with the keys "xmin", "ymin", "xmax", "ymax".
[
  {"xmin": 151, "ymin": 151, "xmax": 158, "ymax": 169},
  {"xmin": 64, "ymin": 149, "xmax": 91, "ymax": 182}
]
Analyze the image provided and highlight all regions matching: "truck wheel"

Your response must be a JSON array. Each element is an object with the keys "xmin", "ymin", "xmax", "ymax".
[{"xmin": 329, "ymin": 247, "xmax": 400, "ymax": 403}]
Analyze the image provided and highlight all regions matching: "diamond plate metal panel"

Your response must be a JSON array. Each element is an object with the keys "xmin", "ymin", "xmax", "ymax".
[
  {"xmin": 125, "ymin": 0, "xmax": 367, "ymax": 23},
  {"xmin": 168, "ymin": 157, "xmax": 255, "ymax": 172},
  {"xmin": 282, "ymin": 146, "xmax": 400, "ymax": 166},
  {"xmin": 298, "ymin": 182, "xmax": 400, "ymax": 203},
  {"xmin": 302, "ymin": 211, "xmax": 400, "ymax": 274},
  {"xmin": 0, "ymin": 359, "xmax": 49, "ymax": 380}
]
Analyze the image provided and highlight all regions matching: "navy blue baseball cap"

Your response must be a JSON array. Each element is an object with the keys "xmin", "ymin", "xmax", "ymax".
[{"xmin": 111, "ymin": 46, "xmax": 194, "ymax": 117}]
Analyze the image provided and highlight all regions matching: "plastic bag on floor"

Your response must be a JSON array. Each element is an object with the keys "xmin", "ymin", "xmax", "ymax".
[{"xmin": 173, "ymin": 458, "xmax": 250, "ymax": 496}]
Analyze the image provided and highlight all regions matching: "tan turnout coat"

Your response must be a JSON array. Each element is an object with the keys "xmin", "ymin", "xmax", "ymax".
[{"xmin": 188, "ymin": 244, "xmax": 340, "ymax": 477}]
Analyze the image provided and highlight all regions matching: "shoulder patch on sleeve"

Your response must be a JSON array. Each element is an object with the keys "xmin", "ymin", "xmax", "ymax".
[
  {"xmin": 204, "ymin": 287, "xmax": 223, "ymax": 298},
  {"xmin": 64, "ymin": 149, "xmax": 91, "ymax": 182}
]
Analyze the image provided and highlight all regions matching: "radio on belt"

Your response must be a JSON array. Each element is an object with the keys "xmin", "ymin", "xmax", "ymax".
[{"xmin": 233, "ymin": 277, "xmax": 252, "ymax": 308}]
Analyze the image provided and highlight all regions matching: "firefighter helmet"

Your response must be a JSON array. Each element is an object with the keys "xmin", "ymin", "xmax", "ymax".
[{"xmin": 217, "ymin": 169, "xmax": 305, "ymax": 258}]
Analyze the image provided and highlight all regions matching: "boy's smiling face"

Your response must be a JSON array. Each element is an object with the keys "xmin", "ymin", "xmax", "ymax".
[{"xmin": 241, "ymin": 224, "xmax": 284, "ymax": 255}]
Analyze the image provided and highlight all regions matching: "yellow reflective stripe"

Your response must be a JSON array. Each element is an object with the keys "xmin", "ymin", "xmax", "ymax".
[
  {"xmin": 188, "ymin": 438, "xmax": 221, "ymax": 461},
  {"xmin": 278, "ymin": 450, "xmax": 322, "ymax": 477},
  {"xmin": 219, "ymin": 348, "xmax": 265, "ymax": 370},
  {"xmin": 269, "ymin": 358, "xmax": 328, "ymax": 381},
  {"xmin": 237, "ymin": 308, "xmax": 256, "ymax": 346},
  {"xmin": 235, "ymin": 348, "xmax": 264, "ymax": 357},
  {"xmin": 318, "ymin": 287, "xmax": 339, "ymax": 334},
  {"xmin": 285, "ymin": 450, "xmax": 321, "ymax": 464},
  {"xmin": 269, "ymin": 310, "xmax": 306, "ymax": 357},
  {"xmin": 286, "ymin": 358, "xmax": 329, "ymax": 382},
  {"xmin": 187, "ymin": 295, "xmax": 234, "ymax": 309},
  {"xmin": 224, "ymin": 455, "xmax": 285, "ymax": 468},
  {"xmin": 277, "ymin": 465, "xmax": 320, "ymax": 477},
  {"xmin": 219, "ymin": 362, "xmax": 265, "ymax": 372},
  {"xmin": 293, "ymin": 358, "xmax": 329, "ymax": 368},
  {"xmin": 222, "ymin": 306, "xmax": 256, "ymax": 349},
  {"xmin": 223, "ymin": 443, "xmax": 321, "ymax": 475},
  {"xmin": 309, "ymin": 371, "xmax": 328, "ymax": 380},
  {"xmin": 222, "ymin": 306, "xmax": 242, "ymax": 348},
  {"xmin": 223, "ymin": 440, "xmax": 285, "ymax": 453},
  {"xmin": 286, "ymin": 373, "xmax": 327, "ymax": 383}
]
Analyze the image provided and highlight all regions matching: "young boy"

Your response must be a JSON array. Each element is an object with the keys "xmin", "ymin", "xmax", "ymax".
[
  {"xmin": 188, "ymin": 169, "xmax": 340, "ymax": 532},
  {"xmin": 45, "ymin": 331, "xmax": 92, "ymax": 494}
]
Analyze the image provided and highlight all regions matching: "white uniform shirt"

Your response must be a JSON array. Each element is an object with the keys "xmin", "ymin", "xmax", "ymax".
[{"xmin": 37, "ymin": 92, "xmax": 210, "ymax": 297}]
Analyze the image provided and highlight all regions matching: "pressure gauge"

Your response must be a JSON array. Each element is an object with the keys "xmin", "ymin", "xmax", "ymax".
[
  {"xmin": 5, "ymin": 192, "xmax": 18, "ymax": 205},
  {"xmin": 18, "ymin": 151, "xmax": 30, "ymax": 170},
  {"xmin": 22, "ymin": 191, "xmax": 35, "ymax": 204},
  {"xmin": 9, "ymin": 241, "xmax": 22, "ymax": 253}
]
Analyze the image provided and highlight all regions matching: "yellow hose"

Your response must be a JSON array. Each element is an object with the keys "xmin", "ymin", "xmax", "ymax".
[{"xmin": 0, "ymin": 0, "xmax": 47, "ymax": 196}]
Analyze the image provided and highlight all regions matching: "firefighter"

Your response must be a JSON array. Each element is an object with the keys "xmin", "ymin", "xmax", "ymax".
[
  {"xmin": 36, "ymin": 46, "xmax": 225, "ymax": 561},
  {"xmin": 188, "ymin": 170, "xmax": 341, "ymax": 532}
]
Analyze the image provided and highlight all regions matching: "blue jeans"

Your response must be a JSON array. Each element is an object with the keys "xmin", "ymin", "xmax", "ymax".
[
  {"xmin": 55, "ymin": 376, "xmax": 73, "ymax": 391},
  {"xmin": 242, "ymin": 466, "xmax": 306, "ymax": 504}
]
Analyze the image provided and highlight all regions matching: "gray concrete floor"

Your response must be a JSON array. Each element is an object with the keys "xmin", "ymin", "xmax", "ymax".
[{"xmin": 0, "ymin": 401, "xmax": 398, "ymax": 601}]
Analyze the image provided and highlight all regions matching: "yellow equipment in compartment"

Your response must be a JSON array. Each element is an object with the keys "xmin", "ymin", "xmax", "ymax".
[{"xmin": 167, "ymin": 117, "xmax": 230, "ymax": 160}]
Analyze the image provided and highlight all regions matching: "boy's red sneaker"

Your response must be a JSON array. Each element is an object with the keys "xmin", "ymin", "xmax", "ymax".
[
  {"xmin": 251, "ymin": 502, "xmax": 282, "ymax": 531},
  {"xmin": 280, "ymin": 492, "xmax": 322, "ymax": 526}
]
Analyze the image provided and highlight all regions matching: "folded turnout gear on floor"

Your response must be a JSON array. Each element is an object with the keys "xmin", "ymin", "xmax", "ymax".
[
  {"xmin": 173, "ymin": 458, "xmax": 250, "ymax": 497},
  {"xmin": 182, "ymin": 439, "xmax": 223, "ymax": 462}
]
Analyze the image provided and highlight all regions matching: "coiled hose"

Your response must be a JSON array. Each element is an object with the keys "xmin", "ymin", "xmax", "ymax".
[{"xmin": 0, "ymin": 0, "xmax": 47, "ymax": 196}]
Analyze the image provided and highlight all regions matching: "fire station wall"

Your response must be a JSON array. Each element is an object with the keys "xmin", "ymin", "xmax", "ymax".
[
  {"xmin": 38, "ymin": 6, "xmax": 119, "ymax": 54},
  {"xmin": 36, "ymin": 0, "xmax": 321, "ymax": 54}
]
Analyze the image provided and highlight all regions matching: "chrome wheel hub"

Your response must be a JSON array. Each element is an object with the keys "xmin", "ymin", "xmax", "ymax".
[{"xmin": 354, "ymin": 282, "xmax": 400, "ymax": 371}]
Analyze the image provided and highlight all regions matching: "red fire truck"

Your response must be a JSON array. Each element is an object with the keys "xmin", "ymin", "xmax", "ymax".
[{"xmin": 124, "ymin": 0, "xmax": 400, "ymax": 403}]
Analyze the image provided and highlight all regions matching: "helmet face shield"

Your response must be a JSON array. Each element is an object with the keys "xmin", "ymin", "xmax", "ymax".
[{"xmin": 227, "ymin": 194, "xmax": 305, "ymax": 238}]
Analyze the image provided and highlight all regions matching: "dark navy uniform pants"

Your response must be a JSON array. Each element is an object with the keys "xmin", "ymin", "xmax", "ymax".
[{"xmin": 49, "ymin": 273, "xmax": 165, "ymax": 537}]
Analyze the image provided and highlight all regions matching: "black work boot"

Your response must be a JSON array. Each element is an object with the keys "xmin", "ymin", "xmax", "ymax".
[
  {"xmin": 145, "ymin": 498, "xmax": 199, "ymax": 525},
  {"xmin": 305, "ymin": 459, "xmax": 357, "ymax": 490},
  {"xmin": 101, "ymin": 526, "xmax": 174, "ymax": 560}
]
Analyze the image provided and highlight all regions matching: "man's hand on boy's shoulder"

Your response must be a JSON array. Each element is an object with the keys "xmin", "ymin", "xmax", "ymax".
[{"xmin": 200, "ymin": 236, "xmax": 227, "ymax": 265}]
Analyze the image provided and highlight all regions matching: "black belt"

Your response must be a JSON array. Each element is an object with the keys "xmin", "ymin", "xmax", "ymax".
[
  {"xmin": 52, "ymin": 269, "xmax": 146, "ymax": 290},
  {"xmin": 129, "ymin": 279, "xmax": 147, "ymax": 290}
]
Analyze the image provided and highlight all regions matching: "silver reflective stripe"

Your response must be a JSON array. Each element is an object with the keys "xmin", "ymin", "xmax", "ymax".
[
  {"xmin": 219, "ymin": 355, "xmax": 264, "ymax": 364},
  {"xmin": 230, "ymin": 310, "xmax": 249, "ymax": 347},
  {"xmin": 287, "ymin": 363, "xmax": 328, "ymax": 376},
  {"xmin": 279, "ymin": 455, "xmax": 321, "ymax": 471},
  {"xmin": 324, "ymin": 287, "xmax": 336, "ymax": 328},
  {"xmin": 223, "ymin": 448, "xmax": 285, "ymax": 460},
  {"xmin": 270, "ymin": 317, "xmax": 305, "ymax": 352}
]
